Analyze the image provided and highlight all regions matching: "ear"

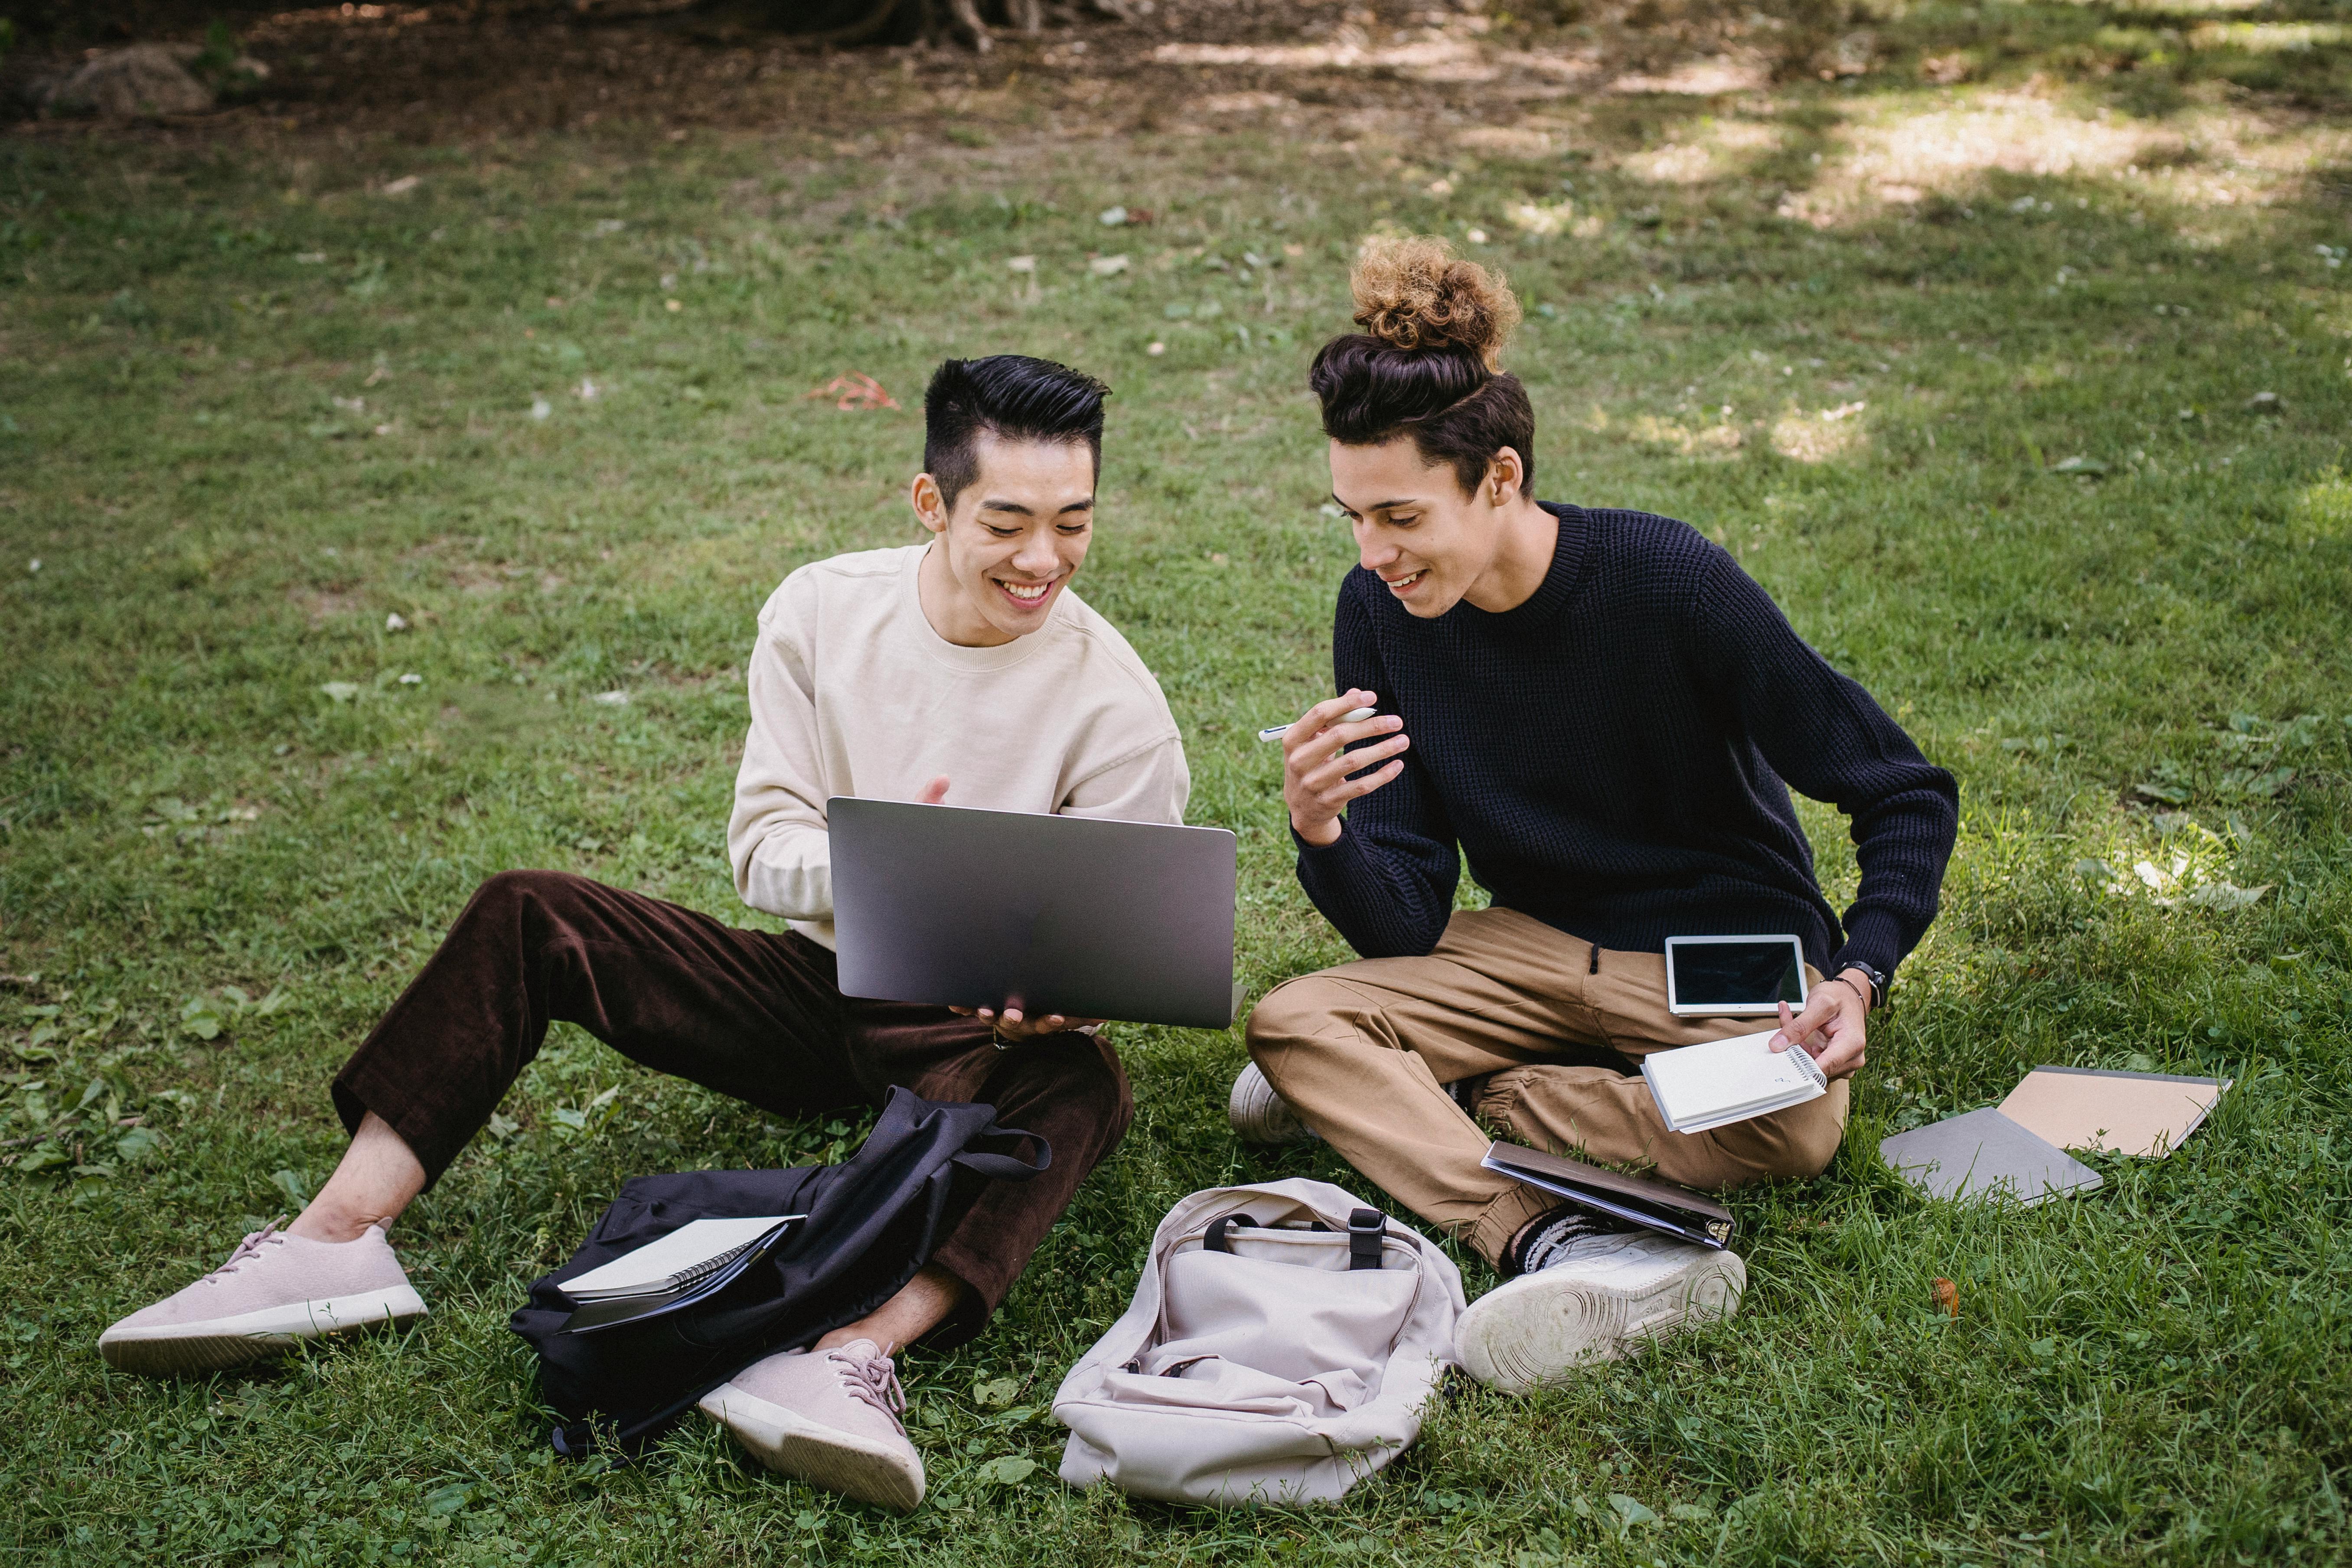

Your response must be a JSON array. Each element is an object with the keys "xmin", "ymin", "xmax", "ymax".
[
  {"xmin": 1485, "ymin": 448, "xmax": 1527, "ymax": 508},
  {"xmin": 910, "ymin": 473, "xmax": 949, "ymax": 536}
]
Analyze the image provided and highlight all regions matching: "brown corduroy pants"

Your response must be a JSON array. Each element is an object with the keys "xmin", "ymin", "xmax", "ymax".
[
  {"xmin": 331, "ymin": 870, "xmax": 1132, "ymax": 1337},
  {"xmin": 1245, "ymin": 906, "xmax": 1848, "ymax": 1267}
]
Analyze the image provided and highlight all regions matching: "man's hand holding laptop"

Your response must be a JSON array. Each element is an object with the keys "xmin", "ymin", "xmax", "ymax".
[{"xmin": 906, "ymin": 774, "xmax": 1105, "ymax": 1043}]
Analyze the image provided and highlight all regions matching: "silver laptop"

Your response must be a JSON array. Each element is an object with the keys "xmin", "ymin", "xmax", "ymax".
[{"xmin": 828, "ymin": 797, "xmax": 1239, "ymax": 1029}]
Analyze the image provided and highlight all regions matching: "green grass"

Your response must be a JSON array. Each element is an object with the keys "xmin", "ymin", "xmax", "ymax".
[{"xmin": 5, "ymin": 26, "xmax": 2352, "ymax": 1566}]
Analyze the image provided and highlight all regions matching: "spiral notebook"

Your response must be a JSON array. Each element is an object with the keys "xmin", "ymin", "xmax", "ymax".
[
  {"xmin": 558, "ymin": 1216, "xmax": 804, "ymax": 1302},
  {"xmin": 1640, "ymin": 1028, "xmax": 1829, "ymax": 1134}
]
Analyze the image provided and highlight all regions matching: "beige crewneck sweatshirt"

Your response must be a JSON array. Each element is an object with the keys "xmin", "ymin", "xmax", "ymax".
[{"xmin": 727, "ymin": 543, "xmax": 1191, "ymax": 948}]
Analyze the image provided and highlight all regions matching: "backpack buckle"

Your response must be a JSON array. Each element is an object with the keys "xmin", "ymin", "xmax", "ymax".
[{"xmin": 1347, "ymin": 1208, "xmax": 1386, "ymax": 1271}]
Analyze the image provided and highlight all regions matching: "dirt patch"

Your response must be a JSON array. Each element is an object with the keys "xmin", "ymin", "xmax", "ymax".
[
  {"xmin": 287, "ymin": 583, "xmax": 365, "ymax": 626},
  {"xmin": 3, "ymin": 0, "xmax": 1831, "ymax": 151}
]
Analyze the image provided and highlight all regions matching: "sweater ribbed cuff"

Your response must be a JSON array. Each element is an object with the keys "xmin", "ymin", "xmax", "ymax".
[
  {"xmin": 1291, "ymin": 821, "xmax": 1354, "ymax": 861},
  {"xmin": 1830, "ymin": 908, "xmax": 1910, "ymax": 994}
]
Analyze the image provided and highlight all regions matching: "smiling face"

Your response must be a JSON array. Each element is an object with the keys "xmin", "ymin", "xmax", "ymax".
[
  {"xmin": 912, "ymin": 429, "xmax": 1097, "ymax": 648},
  {"xmin": 1328, "ymin": 437, "xmax": 1528, "ymax": 619}
]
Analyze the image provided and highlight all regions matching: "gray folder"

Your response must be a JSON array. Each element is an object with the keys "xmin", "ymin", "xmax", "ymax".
[{"xmin": 1880, "ymin": 1107, "xmax": 2103, "ymax": 1206}]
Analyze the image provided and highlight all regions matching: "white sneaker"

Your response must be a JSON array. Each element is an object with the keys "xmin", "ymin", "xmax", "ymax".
[
  {"xmin": 1455, "ymin": 1216, "xmax": 1746, "ymax": 1393},
  {"xmin": 99, "ymin": 1222, "xmax": 426, "ymax": 1376},
  {"xmin": 700, "ymin": 1340, "xmax": 925, "ymax": 1512},
  {"xmin": 1228, "ymin": 1062, "xmax": 1317, "ymax": 1144}
]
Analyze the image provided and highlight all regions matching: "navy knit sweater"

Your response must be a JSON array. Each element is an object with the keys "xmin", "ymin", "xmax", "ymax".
[{"xmin": 1296, "ymin": 503, "xmax": 1960, "ymax": 983}]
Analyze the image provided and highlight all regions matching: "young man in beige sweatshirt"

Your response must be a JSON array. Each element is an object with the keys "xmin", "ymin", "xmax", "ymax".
[{"xmin": 99, "ymin": 356, "xmax": 1187, "ymax": 1512}]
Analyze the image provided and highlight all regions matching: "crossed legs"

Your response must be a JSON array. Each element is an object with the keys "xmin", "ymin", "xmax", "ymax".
[{"xmin": 1246, "ymin": 906, "xmax": 1848, "ymax": 1266}]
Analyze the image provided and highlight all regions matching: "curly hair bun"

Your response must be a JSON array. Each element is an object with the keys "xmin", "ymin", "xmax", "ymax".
[{"xmin": 1350, "ymin": 235, "xmax": 1521, "ymax": 370}]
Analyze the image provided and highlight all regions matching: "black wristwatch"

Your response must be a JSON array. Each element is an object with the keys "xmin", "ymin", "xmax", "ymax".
[{"xmin": 1833, "ymin": 960, "xmax": 1891, "ymax": 1011}]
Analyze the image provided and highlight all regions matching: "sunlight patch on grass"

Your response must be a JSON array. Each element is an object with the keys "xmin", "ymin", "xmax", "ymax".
[
  {"xmin": 1776, "ymin": 88, "xmax": 2352, "ymax": 223},
  {"xmin": 1769, "ymin": 403, "xmax": 1868, "ymax": 463}
]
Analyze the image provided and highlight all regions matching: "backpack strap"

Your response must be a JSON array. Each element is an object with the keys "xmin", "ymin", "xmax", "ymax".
[
  {"xmin": 948, "ymin": 1121, "xmax": 1053, "ymax": 1182},
  {"xmin": 1201, "ymin": 1213, "xmax": 1257, "ymax": 1253},
  {"xmin": 1348, "ymin": 1208, "xmax": 1387, "ymax": 1271}
]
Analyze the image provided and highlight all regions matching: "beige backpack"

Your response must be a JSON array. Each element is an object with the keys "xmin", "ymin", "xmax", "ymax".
[{"xmin": 1051, "ymin": 1178, "xmax": 1465, "ymax": 1506}]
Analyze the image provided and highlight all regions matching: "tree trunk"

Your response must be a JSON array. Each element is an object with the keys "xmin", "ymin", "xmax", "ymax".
[{"xmin": 941, "ymin": 0, "xmax": 991, "ymax": 50}]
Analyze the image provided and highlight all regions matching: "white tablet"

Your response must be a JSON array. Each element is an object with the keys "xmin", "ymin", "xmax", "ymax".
[{"xmin": 1663, "ymin": 935, "xmax": 1809, "ymax": 1017}]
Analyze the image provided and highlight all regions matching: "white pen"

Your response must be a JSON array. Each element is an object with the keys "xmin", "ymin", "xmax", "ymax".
[{"xmin": 1257, "ymin": 707, "xmax": 1377, "ymax": 743}]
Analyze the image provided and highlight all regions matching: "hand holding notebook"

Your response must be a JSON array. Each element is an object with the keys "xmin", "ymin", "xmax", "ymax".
[{"xmin": 1641, "ymin": 1027, "xmax": 1828, "ymax": 1134}]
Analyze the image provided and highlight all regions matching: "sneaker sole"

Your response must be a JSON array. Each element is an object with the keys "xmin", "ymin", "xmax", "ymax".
[
  {"xmin": 1456, "ymin": 1250, "xmax": 1746, "ymax": 1393},
  {"xmin": 699, "ymin": 1384, "xmax": 925, "ymax": 1513},
  {"xmin": 98, "ymin": 1286, "xmax": 428, "ymax": 1376}
]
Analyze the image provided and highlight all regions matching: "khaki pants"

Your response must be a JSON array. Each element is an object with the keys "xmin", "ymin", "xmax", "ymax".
[{"xmin": 1245, "ymin": 907, "xmax": 1848, "ymax": 1267}]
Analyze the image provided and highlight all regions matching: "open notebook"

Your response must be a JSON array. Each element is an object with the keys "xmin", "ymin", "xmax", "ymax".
[
  {"xmin": 1641, "ymin": 1027, "xmax": 1828, "ymax": 1134},
  {"xmin": 559, "ymin": 1216, "xmax": 805, "ymax": 1302}
]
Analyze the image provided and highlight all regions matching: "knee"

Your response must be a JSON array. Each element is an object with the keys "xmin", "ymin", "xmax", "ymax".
[
  {"xmin": 1071, "ymin": 1038, "xmax": 1135, "ymax": 1143},
  {"xmin": 466, "ymin": 868, "xmax": 589, "ymax": 925},
  {"xmin": 1243, "ymin": 974, "xmax": 1360, "ymax": 1071},
  {"xmin": 1748, "ymin": 1094, "xmax": 1846, "ymax": 1184},
  {"xmin": 1784, "ymin": 1105, "xmax": 1845, "ymax": 1180},
  {"xmin": 1011, "ymin": 1033, "xmax": 1134, "ymax": 1150}
]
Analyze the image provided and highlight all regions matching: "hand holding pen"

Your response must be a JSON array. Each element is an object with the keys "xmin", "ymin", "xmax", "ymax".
[{"xmin": 1272, "ymin": 689, "xmax": 1408, "ymax": 848}]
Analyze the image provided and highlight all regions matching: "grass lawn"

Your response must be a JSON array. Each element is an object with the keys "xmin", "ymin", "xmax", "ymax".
[{"xmin": 4, "ymin": 14, "xmax": 2352, "ymax": 1564}]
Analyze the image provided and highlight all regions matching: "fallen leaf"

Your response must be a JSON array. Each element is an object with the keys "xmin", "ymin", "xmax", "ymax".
[
  {"xmin": 805, "ymin": 373, "xmax": 900, "ymax": 412},
  {"xmin": 2184, "ymin": 880, "xmax": 2271, "ymax": 910},
  {"xmin": 380, "ymin": 175, "xmax": 421, "ymax": 196},
  {"xmin": 1933, "ymin": 1277, "xmax": 1959, "ymax": 1317}
]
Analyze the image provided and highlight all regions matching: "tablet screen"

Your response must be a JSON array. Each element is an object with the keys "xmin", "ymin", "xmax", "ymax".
[{"xmin": 1667, "ymin": 939, "xmax": 1805, "ymax": 1009}]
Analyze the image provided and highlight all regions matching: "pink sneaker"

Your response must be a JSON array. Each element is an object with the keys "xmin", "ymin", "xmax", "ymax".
[
  {"xmin": 699, "ymin": 1340, "xmax": 925, "ymax": 1511},
  {"xmin": 98, "ymin": 1222, "xmax": 426, "ymax": 1376}
]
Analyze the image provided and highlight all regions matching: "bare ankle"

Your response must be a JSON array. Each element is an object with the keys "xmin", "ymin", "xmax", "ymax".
[{"xmin": 286, "ymin": 1206, "xmax": 393, "ymax": 1244}]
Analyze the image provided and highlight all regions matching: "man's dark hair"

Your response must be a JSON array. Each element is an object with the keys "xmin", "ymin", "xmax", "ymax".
[
  {"xmin": 923, "ymin": 355, "xmax": 1111, "ymax": 511},
  {"xmin": 1309, "ymin": 236, "xmax": 1536, "ymax": 497}
]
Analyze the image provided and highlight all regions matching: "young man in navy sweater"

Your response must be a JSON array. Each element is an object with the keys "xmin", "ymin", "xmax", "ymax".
[{"xmin": 1238, "ymin": 238, "xmax": 1959, "ymax": 1392}]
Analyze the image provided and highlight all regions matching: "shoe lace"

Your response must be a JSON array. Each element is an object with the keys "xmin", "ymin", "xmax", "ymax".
[
  {"xmin": 829, "ymin": 1349, "xmax": 907, "ymax": 1423},
  {"xmin": 206, "ymin": 1221, "xmax": 286, "ymax": 1284},
  {"xmin": 1521, "ymin": 1209, "xmax": 1627, "ymax": 1274}
]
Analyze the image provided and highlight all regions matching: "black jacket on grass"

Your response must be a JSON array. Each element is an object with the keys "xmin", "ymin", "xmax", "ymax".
[{"xmin": 1295, "ymin": 502, "xmax": 1959, "ymax": 984}]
